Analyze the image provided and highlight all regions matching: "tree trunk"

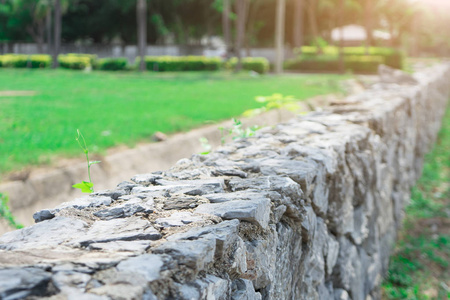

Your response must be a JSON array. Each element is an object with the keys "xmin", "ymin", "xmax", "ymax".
[
  {"xmin": 338, "ymin": 0, "xmax": 345, "ymax": 73},
  {"xmin": 364, "ymin": 0, "xmax": 374, "ymax": 51},
  {"xmin": 306, "ymin": 0, "xmax": 321, "ymax": 51},
  {"xmin": 275, "ymin": 0, "xmax": 286, "ymax": 74},
  {"xmin": 222, "ymin": 0, "xmax": 231, "ymax": 58},
  {"xmin": 53, "ymin": 0, "xmax": 61, "ymax": 68},
  {"xmin": 46, "ymin": 9, "xmax": 52, "ymax": 54},
  {"xmin": 235, "ymin": 0, "xmax": 247, "ymax": 72},
  {"xmin": 137, "ymin": 0, "xmax": 147, "ymax": 72},
  {"xmin": 293, "ymin": 0, "xmax": 303, "ymax": 49},
  {"xmin": 245, "ymin": 1, "xmax": 261, "ymax": 57}
]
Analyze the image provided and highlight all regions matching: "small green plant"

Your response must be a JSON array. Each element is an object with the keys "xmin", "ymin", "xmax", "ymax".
[
  {"xmin": 72, "ymin": 129, "xmax": 100, "ymax": 193},
  {"xmin": 0, "ymin": 192, "xmax": 23, "ymax": 229},
  {"xmin": 199, "ymin": 137, "xmax": 212, "ymax": 155},
  {"xmin": 229, "ymin": 118, "xmax": 259, "ymax": 139},
  {"xmin": 200, "ymin": 118, "xmax": 259, "ymax": 155},
  {"xmin": 242, "ymin": 93, "xmax": 301, "ymax": 119}
]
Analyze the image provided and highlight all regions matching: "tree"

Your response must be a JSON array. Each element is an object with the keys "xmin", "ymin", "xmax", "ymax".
[
  {"xmin": 53, "ymin": 0, "xmax": 61, "ymax": 68},
  {"xmin": 234, "ymin": 0, "xmax": 248, "ymax": 71},
  {"xmin": 292, "ymin": 0, "xmax": 303, "ymax": 49},
  {"xmin": 222, "ymin": 0, "xmax": 231, "ymax": 57},
  {"xmin": 275, "ymin": 0, "xmax": 285, "ymax": 74},
  {"xmin": 137, "ymin": 0, "xmax": 147, "ymax": 71}
]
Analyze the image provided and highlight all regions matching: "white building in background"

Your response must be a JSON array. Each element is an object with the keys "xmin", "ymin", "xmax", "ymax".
[{"xmin": 331, "ymin": 25, "xmax": 391, "ymax": 46}]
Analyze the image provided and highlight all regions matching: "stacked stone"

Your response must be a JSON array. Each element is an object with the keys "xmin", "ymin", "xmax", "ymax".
[{"xmin": 0, "ymin": 64, "xmax": 449, "ymax": 300}]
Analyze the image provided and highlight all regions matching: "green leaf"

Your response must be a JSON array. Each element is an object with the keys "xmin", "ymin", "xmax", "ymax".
[
  {"xmin": 72, "ymin": 181, "xmax": 94, "ymax": 193},
  {"xmin": 89, "ymin": 160, "xmax": 101, "ymax": 166}
]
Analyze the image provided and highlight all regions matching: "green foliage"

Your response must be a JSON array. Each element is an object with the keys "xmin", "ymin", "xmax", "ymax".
[
  {"xmin": 0, "ymin": 192, "xmax": 23, "ymax": 229},
  {"xmin": 58, "ymin": 53, "xmax": 97, "ymax": 70},
  {"xmin": 72, "ymin": 129, "xmax": 100, "ymax": 193},
  {"xmin": 139, "ymin": 56, "xmax": 222, "ymax": 72},
  {"xmin": 229, "ymin": 118, "xmax": 259, "ymax": 139},
  {"xmin": 29, "ymin": 54, "xmax": 52, "ymax": 68},
  {"xmin": 382, "ymin": 105, "xmax": 450, "ymax": 299},
  {"xmin": 0, "ymin": 54, "xmax": 28, "ymax": 68},
  {"xmin": 290, "ymin": 46, "xmax": 404, "ymax": 71},
  {"xmin": 0, "ymin": 54, "xmax": 52, "ymax": 68},
  {"xmin": 285, "ymin": 54, "xmax": 384, "ymax": 73},
  {"xmin": 199, "ymin": 137, "xmax": 212, "ymax": 155},
  {"xmin": 242, "ymin": 93, "xmax": 301, "ymax": 117},
  {"xmin": 95, "ymin": 57, "xmax": 128, "ymax": 71},
  {"xmin": 226, "ymin": 57, "xmax": 270, "ymax": 74}
]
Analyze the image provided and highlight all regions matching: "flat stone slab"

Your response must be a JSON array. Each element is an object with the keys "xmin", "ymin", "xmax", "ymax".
[
  {"xmin": 0, "ymin": 217, "xmax": 88, "ymax": 250},
  {"xmin": 72, "ymin": 217, "xmax": 161, "ymax": 247},
  {"xmin": 195, "ymin": 198, "xmax": 271, "ymax": 229}
]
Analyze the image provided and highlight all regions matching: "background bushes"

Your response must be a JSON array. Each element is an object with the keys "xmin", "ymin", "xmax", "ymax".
[
  {"xmin": 226, "ymin": 57, "xmax": 270, "ymax": 74},
  {"xmin": 286, "ymin": 46, "xmax": 404, "ymax": 72},
  {"xmin": 0, "ymin": 54, "xmax": 52, "ymax": 68},
  {"xmin": 95, "ymin": 57, "xmax": 128, "ymax": 71},
  {"xmin": 58, "ymin": 54, "xmax": 96, "ymax": 70},
  {"xmin": 140, "ymin": 56, "xmax": 222, "ymax": 72}
]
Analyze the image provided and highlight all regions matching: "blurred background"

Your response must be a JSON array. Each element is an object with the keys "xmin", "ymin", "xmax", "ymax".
[
  {"xmin": 0, "ymin": 1, "xmax": 449, "ymax": 299},
  {"xmin": 1, "ymin": 0, "xmax": 450, "ymax": 62}
]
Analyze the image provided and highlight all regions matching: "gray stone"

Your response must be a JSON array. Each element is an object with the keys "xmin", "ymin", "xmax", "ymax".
[
  {"xmin": 178, "ymin": 275, "xmax": 230, "ymax": 300},
  {"xmin": 162, "ymin": 195, "xmax": 199, "ymax": 210},
  {"xmin": 0, "ymin": 217, "xmax": 88, "ymax": 250},
  {"xmin": 335, "ymin": 289, "xmax": 351, "ymax": 300},
  {"xmin": 326, "ymin": 234, "xmax": 340, "ymax": 276},
  {"xmin": 378, "ymin": 64, "xmax": 419, "ymax": 85},
  {"xmin": 33, "ymin": 209, "xmax": 55, "ymax": 223},
  {"xmin": 33, "ymin": 196, "xmax": 113, "ymax": 222},
  {"xmin": 93, "ymin": 198, "xmax": 154, "ymax": 220},
  {"xmin": 0, "ymin": 267, "xmax": 52, "ymax": 300},
  {"xmin": 131, "ymin": 173, "xmax": 162, "ymax": 185},
  {"xmin": 88, "ymin": 240, "xmax": 152, "ymax": 253},
  {"xmin": 155, "ymin": 212, "xmax": 203, "ymax": 227},
  {"xmin": 153, "ymin": 238, "xmax": 216, "ymax": 272},
  {"xmin": 73, "ymin": 217, "xmax": 161, "ymax": 247},
  {"xmin": 116, "ymin": 254, "xmax": 163, "ymax": 282},
  {"xmin": 168, "ymin": 219, "xmax": 240, "ymax": 259},
  {"xmin": 212, "ymin": 167, "xmax": 248, "ymax": 178},
  {"xmin": 195, "ymin": 198, "xmax": 271, "ymax": 229},
  {"xmin": 231, "ymin": 279, "xmax": 261, "ymax": 300}
]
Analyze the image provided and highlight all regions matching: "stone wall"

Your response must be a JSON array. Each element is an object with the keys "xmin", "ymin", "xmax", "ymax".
[{"xmin": 0, "ymin": 64, "xmax": 449, "ymax": 300}]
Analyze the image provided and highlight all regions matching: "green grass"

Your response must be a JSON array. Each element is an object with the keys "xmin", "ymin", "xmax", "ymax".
[
  {"xmin": 0, "ymin": 69, "xmax": 345, "ymax": 176},
  {"xmin": 382, "ymin": 104, "xmax": 450, "ymax": 300}
]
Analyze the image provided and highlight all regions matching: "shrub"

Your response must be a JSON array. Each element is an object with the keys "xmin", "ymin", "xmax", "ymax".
[
  {"xmin": 58, "ymin": 54, "xmax": 95, "ymax": 70},
  {"xmin": 139, "ymin": 56, "xmax": 222, "ymax": 72},
  {"xmin": 226, "ymin": 57, "xmax": 270, "ymax": 74},
  {"xmin": 0, "ymin": 54, "xmax": 52, "ymax": 68},
  {"xmin": 30, "ymin": 54, "xmax": 52, "ymax": 68},
  {"xmin": 293, "ymin": 46, "xmax": 404, "ymax": 69},
  {"xmin": 285, "ymin": 55, "xmax": 340, "ymax": 72},
  {"xmin": 95, "ymin": 57, "xmax": 128, "ymax": 71},
  {"xmin": 0, "ymin": 54, "xmax": 29, "ymax": 68},
  {"xmin": 285, "ymin": 54, "xmax": 383, "ymax": 73}
]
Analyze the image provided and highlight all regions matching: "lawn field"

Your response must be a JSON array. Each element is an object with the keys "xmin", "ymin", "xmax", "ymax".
[
  {"xmin": 382, "ymin": 105, "xmax": 450, "ymax": 299},
  {"xmin": 0, "ymin": 69, "xmax": 344, "ymax": 176}
]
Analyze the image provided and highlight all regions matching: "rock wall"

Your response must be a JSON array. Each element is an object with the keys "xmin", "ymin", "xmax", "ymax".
[{"xmin": 0, "ymin": 64, "xmax": 449, "ymax": 300}]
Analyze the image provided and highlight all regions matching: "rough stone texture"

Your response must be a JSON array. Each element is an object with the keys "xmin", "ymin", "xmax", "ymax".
[{"xmin": 0, "ymin": 64, "xmax": 449, "ymax": 300}]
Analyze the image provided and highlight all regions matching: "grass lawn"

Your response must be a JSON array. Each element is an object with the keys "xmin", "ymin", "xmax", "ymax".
[
  {"xmin": 0, "ymin": 69, "xmax": 345, "ymax": 176},
  {"xmin": 382, "ymin": 104, "xmax": 450, "ymax": 299}
]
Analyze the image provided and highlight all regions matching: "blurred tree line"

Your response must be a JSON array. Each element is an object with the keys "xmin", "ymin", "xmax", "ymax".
[{"xmin": 0, "ymin": 0, "xmax": 448, "ymax": 56}]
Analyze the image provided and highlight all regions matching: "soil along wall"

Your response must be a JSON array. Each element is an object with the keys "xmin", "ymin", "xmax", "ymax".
[{"xmin": 0, "ymin": 64, "xmax": 449, "ymax": 300}]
